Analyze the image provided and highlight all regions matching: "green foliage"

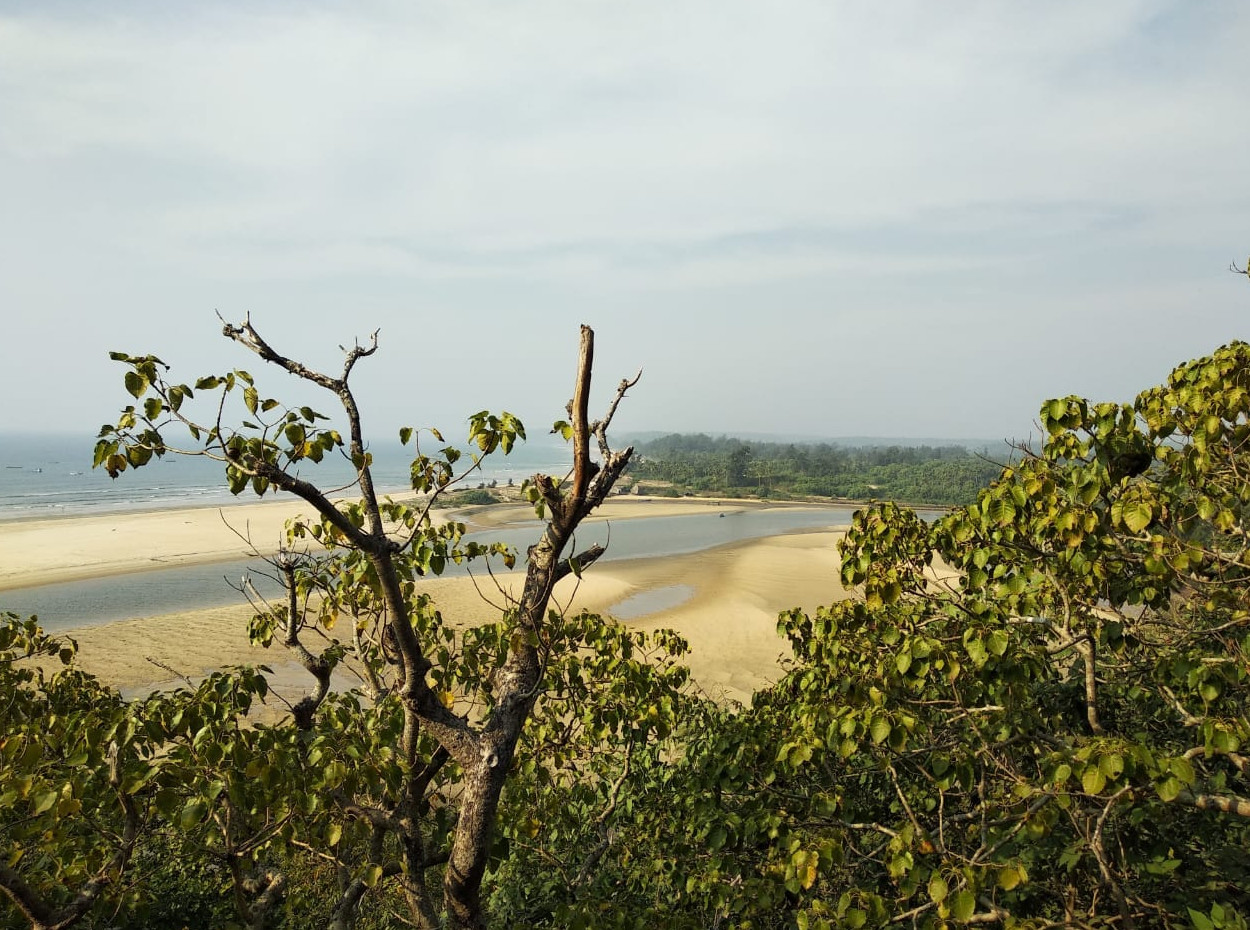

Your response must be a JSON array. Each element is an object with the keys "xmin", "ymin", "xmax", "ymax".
[
  {"xmin": 12, "ymin": 331, "xmax": 1250, "ymax": 929},
  {"xmin": 631, "ymin": 434, "xmax": 1003, "ymax": 504},
  {"xmin": 604, "ymin": 343, "xmax": 1250, "ymax": 928},
  {"xmin": 489, "ymin": 342, "xmax": 1250, "ymax": 928},
  {"xmin": 448, "ymin": 488, "xmax": 501, "ymax": 506},
  {"xmin": 0, "ymin": 615, "xmax": 157, "ymax": 927},
  {"xmin": 0, "ymin": 614, "xmax": 300, "ymax": 929}
]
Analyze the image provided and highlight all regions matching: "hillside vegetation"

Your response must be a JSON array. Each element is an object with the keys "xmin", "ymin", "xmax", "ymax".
[
  {"xmin": 629, "ymin": 433, "xmax": 1005, "ymax": 505},
  {"xmin": 3, "ymin": 331, "xmax": 1249, "ymax": 929}
]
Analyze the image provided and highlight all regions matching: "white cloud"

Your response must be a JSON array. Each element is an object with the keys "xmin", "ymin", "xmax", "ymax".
[{"xmin": 1, "ymin": 1, "xmax": 1248, "ymax": 438}]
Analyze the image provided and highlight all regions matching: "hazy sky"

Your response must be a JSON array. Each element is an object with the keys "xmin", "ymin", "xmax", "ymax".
[{"xmin": 2, "ymin": 1, "xmax": 1248, "ymax": 447}]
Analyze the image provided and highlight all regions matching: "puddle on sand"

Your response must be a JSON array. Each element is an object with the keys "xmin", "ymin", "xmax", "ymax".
[{"xmin": 609, "ymin": 584, "xmax": 696, "ymax": 620}]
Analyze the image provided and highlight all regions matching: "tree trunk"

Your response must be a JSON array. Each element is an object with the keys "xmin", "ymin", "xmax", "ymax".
[{"xmin": 441, "ymin": 326, "xmax": 637, "ymax": 928}]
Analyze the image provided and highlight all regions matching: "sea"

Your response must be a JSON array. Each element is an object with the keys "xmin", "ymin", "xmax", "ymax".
[
  {"xmin": 0, "ymin": 431, "xmax": 569, "ymax": 522},
  {"xmin": 0, "ymin": 429, "xmax": 565, "ymax": 628},
  {"xmin": 0, "ymin": 432, "xmax": 939, "ymax": 631}
]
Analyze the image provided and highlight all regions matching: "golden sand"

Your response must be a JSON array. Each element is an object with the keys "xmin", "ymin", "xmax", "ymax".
[{"xmin": 4, "ymin": 498, "xmax": 854, "ymax": 704}]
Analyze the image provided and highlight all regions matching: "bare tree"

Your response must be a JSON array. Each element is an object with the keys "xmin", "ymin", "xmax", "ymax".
[{"xmin": 97, "ymin": 322, "xmax": 639, "ymax": 928}]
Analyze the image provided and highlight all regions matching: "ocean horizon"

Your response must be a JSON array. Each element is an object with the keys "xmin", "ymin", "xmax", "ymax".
[{"xmin": 0, "ymin": 431, "xmax": 574, "ymax": 523}]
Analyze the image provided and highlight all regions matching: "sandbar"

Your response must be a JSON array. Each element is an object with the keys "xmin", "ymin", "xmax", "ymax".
[
  {"xmin": 0, "ymin": 494, "xmax": 815, "ymax": 592},
  {"xmin": 40, "ymin": 529, "xmax": 851, "ymax": 706},
  {"xmin": 4, "ymin": 494, "xmax": 859, "ymax": 705}
]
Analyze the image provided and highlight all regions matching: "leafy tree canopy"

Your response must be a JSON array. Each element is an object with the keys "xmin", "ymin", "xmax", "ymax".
[
  {"xmin": 5, "ymin": 332, "xmax": 1250, "ymax": 929},
  {"xmin": 544, "ymin": 342, "xmax": 1250, "ymax": 929},
  {"xmin": 630, "ymin": 434, "xmax": 1004, "ymax": 504}
]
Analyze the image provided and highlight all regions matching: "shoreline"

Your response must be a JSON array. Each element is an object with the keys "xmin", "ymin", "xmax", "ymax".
[
  {"xmin": 2, "ymin": 494, "xmax": 862, "ymax": 704},
  {"xmin": 0, "ymin": 492, "xmax": 453, "ymax": 592},
  {"xmin": 43, "ymin": 527, "xmax": 854, "ymax": 706},
  {"xmin": 0, "ymin": 494, "xmax": 850, "ymax": 593}
]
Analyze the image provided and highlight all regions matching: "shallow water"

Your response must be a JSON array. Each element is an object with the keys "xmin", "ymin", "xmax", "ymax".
[
  {"xmin": 1, "ymin": 505, "xmax": 946, "ymax": 631},
  {"xmin": 609, "ymin": 584, "xmax": 696, "ymax": 620},
  {"xmin": 0, "ymin": 508, "xmax": 842, "ymax": 629}
]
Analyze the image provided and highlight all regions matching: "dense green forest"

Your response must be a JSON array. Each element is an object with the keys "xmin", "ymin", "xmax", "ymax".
[
  {"xmin": 628, "ymin": 433, "xmax": 1005, "ymax": 505},
  {"xmin": 3, "ymin": 326, "xmax": 1249, "ymax": 929}
]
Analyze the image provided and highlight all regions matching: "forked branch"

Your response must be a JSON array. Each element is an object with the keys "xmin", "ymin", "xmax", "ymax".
[{"xmin": 219, "ymin": 312, "xmax": 378, "ymax": 392}]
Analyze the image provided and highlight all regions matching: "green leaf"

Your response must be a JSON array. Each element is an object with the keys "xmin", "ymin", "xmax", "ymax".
[
  {"xmin": 987, "ymin": 497, "xmax": 1016, "ymax": 526},
  {"xmin": 869, "ymin": 715, "xmax": 891, "ymax": 745},
  {"xmin": 1189, "ymin": 908, "xmax": 1216, "ymax": 930},
  {"xmin": 928, "ymin": 872, "xmax": 948, "ymax": 904},
  {"xmin": 965, "ymin": 637, "xmax": 987, "ymax": 666},
  {"xmin": 987, "ymin": 629, "xmax": 1009, "ymax": 656},
  {"xmin": 1157, "ymin": 776, "xmax": 1182, "ymax": 802},
  {"xmin": 1082, "ymin": 768, "xmax": 1106, "ymax": 795},
  {"xmin": 179, "ymin": 797, "xmax": 209, "ymax": 829},
  {"xmin": 1098, "ymin": 753, "xmax": 1124, "ymax": 779},
  {"xmin": 1169, "ymin": 756, "xmax": 1196, "ymax": 785},
  {"xmin": 31, "ymin": 790, "xmax": 58, "ymax": 815},
  {"xmin": 1112, "ymin": 498, "xmax": 1153, "ymax": 533},
  {"xmin": 998, "ymin": 865, "xmax": 1023, "ymax": 891},
  {"xmin": 154, "ymin": 787, "xmax": 180, "ymax": 817},
  {"xmin": 950, "ymin": 889, "xmax": 976, "ymax": 921},
  {"xmin": 1044, "ymin": 397, "xmax": 1068, "ymax": 424},
  {"xmin": 124, "ymin": 370, "xmax": 147, "ymax": 398},
  {"xmin": 399, "ymin": 426, "xmax": 413, "ymax": 445}
]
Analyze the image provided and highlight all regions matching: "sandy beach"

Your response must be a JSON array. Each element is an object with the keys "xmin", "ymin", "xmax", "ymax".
[
  {"xmin": 2, "ymin": 496, "xmax": 854, "ymax": 704},
  {"xmin": 0, "ymin": 493, "xmax": 787, "ymax": 592}
]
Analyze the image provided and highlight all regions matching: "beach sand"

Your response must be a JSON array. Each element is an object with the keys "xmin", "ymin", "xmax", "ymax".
[
  {"xmin": 0, "ymin": 498, "xmax": 339, "ymax": 591},
  {"xmin": 3, "ymin": 497, "xmax": 854, "ymax": 705},
  {"xmin": 0, "ymin": 494, "xmax": 784, "ymax": 591}
]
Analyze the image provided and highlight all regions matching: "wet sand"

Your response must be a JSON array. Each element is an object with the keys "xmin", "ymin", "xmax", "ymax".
[
  {"xmin": 4, "ymin": 497, "xmax": 854, "ymax": 705},
  {"xmin": 0, "ymin": 495, "xmax": 791, "ymax": 591}
]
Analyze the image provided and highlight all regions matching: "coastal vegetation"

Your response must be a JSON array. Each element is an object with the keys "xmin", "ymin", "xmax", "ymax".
[
  {"xmin": 627, "ymin": 434, "xmax": 1004, "ymax": 505},
  {"xmin": 2, "ymin": 325, "xmax": 1249, "ymax": 928}
]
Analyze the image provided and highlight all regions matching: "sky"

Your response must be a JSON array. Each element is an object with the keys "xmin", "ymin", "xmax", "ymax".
[{"xmin": 2, "ymin": 1, "xmax": 1249, "ymax": 448}]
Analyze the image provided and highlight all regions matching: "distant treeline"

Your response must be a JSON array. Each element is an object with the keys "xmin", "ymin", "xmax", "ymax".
[{"xmin": 627, "ymin": 433, "xmax": 1005, "ymax": 505}]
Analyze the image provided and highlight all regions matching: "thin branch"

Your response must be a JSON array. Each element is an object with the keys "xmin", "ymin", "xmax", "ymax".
[
  {"xmin": 1090, "ymin": 787, "xmax": 1134, "ymax": 928},
  {"xmin": 1182, "ymin": 745, "xmax": 1250, "ymax": 776},
  {"xmin": 0, "ymin": 743, "xmax": 143, "ymax": 930},
  {"xmin": 144, "ymin": 656, "xmax": 195, "ymax": 689},
  {"xmin": 1177, "ymin": 791, "xmax": 1250, "ymax": 817},
  {"xmin": 590, "ymin": 369, "xmax": 643, "ymax": 459},
  {"xmin": 553, "ymin": 543, "xmax": 608, "ymax": 584},
  {"xmin": 573, "ymin": 741, "xmax": 635, "ymax": 891}
]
